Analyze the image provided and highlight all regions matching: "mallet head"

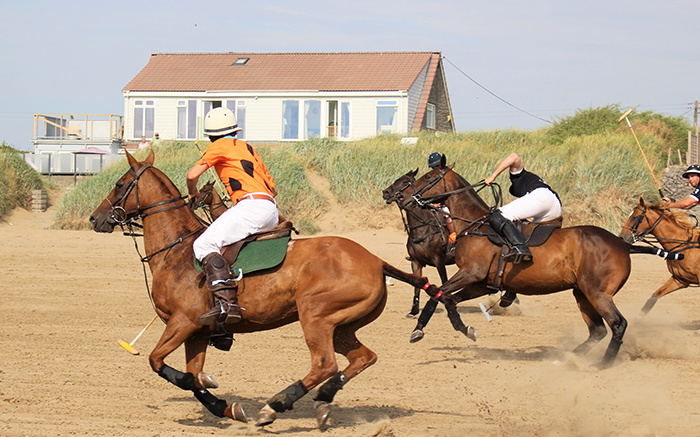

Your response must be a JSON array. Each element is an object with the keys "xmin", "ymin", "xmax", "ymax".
[{"xmin": 618, "ymin": 108, "xmax": 634, "ymax": 123}]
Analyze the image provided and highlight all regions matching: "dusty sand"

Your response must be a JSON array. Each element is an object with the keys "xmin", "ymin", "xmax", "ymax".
[{"xmin": 1, "ymin": 188, "xmax": 699, "ymax": 436}]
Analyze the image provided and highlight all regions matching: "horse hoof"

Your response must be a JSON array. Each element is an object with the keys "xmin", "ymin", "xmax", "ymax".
[
  {"xmin": 314, "ymin": 401, "xmax": 331, "ymax": 429},
  {"xmin": 255, "ymin": 404, "xmax": 277, "ymax": 427},
  {"xmin": 463, "ymin": 325, "xmax": 477, "ymax": 342},
  {"xmin": 196, "ymin": 372, "xmax": 219, "ymax": 389},
  {"xmin": 405, "ymin": 312, "xmax": 418, "ymax": 319},
  {"xmin": 224, "ymin": 402, "xmax": 248, "ymax": 423},
  {"xmin": 409, "ymin": 329, "xmax": 424, "ymax": 343}
]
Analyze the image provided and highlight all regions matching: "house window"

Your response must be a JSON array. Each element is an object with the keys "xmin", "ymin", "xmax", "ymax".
[
  {"xmin": 328, "ymin": 101, "xmax": 351, "ymax": 139},
  {"xmin": 227, "ymin": 100, "xmax": 246, "ymax": 139},
  {"xmin": 376, "ymin": 100, "xmax": 398, "ymax": 134},
  {"xmin": 426, "ymin": 103, "xmax": 436, "ymax": 129},
  {"xmin": 340, "ymin": 102, "xmax": 350, "ymax": 139},
  {"xmin": 133, "ymin": 100, "xmax": 155, "ymax": 139},
  {"xmin": 304, "ymin": 100, "xmax": 321, "ymax": 139},
  {"xmin": 203, "ymin": 100, "xmax": 222, "ymax": 117},
  {"xmin": 177, "ymin": 100, "xmax": 197, "ymax": 140},
  {"xmin": 282, "ymin": 100, "xmax": 299, "ymax": 140}
]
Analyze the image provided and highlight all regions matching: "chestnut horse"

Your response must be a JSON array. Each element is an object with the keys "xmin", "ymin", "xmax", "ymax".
[
  {"xmin": 89, "ymin": 151, "xmax": 431, "ymax": 428},
  {"xmin": 382, "ymin": 169, "xmax": 455, "ymax": 317},
  {"xmin": 397, "ymin": 165, "xmax": 653, "ymax": 367},
  {"xmin": 619, "ymin": 197, "xmax": 697, "ymax": 314}
]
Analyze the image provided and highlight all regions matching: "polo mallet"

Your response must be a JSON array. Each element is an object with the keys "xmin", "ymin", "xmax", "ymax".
[
  {"xmin": 118, "ymin": 314, "xmax": 158, "ymax": 355},
  {"xmin": 618, "ymin": 109, "xmax": 664, "ymax": 198},
  {"xmin": 193, "ymin": 141, "xmax": 231, "ymax": 202},
  {"xmin": 386, "ymin": 253, "xmax": 408, "ymax": 285}
]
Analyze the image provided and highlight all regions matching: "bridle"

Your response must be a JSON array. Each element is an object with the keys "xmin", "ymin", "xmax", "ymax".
[
  {"xmin": 623, "ymin": 204, "xmax": 665, "ymax": 243},
  {"xmin": 390, "ymin": 167, "xmax": 503, "ymax": 238},
  {"xmin": 104, "ymin": 163, "xmax": 204, "ymax": 263}
]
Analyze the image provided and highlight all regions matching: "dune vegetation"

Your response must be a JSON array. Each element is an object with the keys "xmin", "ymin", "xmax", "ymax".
[
  {"xmin": 0, "ymin": 144, "xmax": 47, "ymax": 220},
  {"xmin": 40, "ymin": 104, "xmax": 691, "ymax": 233}
]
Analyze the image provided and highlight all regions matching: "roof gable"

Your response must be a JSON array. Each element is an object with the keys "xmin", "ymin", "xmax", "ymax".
[{"xmin": 123, "ymin": 51, "xmax": 440, "ymax": 93}]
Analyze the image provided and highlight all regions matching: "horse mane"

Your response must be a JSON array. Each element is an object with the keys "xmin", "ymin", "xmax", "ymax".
[{"xmin": 648, "ymin": 203, "xmax": 699, "ymax": 231}]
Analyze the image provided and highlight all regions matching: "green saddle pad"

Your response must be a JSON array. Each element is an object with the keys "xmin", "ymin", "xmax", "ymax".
[{"xmin": 194, "ymin": 236, "xmax": 290, "ymax": 275}]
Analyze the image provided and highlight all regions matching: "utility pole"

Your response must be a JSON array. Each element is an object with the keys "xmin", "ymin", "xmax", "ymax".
[{"xmin": 695, "ymin": 100, "xmax": 699, "ymax": 135}]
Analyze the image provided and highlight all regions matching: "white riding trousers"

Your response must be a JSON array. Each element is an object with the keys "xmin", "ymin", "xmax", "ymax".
[
  {"xmin": 499, "ymin": 188, "xmax": 561, "ymax": 223},
  {"xmin": 193, "ymin": 196, "xmax": 279, "ymax": 261}
]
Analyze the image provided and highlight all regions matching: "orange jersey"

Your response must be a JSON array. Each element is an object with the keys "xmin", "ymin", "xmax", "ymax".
[{"xmin": 196, "ymin": 137, "xmax": 276, "ymax": 203}]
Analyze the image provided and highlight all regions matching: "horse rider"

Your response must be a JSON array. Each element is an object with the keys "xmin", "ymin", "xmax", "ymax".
[
  {"xmin": 428, "ymin": 152, "xmax": 457, "ymax": 247},
  {"xmin": 484, "ymin": 152, "xmax": 562, "ymax": 264},
  {"xmin": 661, "ymin": 164, "xmax": 700, "ymax": 209},
  {"xmin": 187, "ymin": 107, "xmax": 279, "ymax": 326}
]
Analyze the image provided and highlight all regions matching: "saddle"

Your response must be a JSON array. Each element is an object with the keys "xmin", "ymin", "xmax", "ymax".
[
  {"xmin": 486, "ymin": 216, "xmax": 563, "ymax": 248},
  {"xmin": 486, "ymin": 217, "xmax": 563, "ymax": 292},
  {"xmin": 194, "ymin": 220, "xmax": 297, "ymax": 278}
]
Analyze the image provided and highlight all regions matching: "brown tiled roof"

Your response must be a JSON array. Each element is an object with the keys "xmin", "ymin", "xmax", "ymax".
[{"xmin": 123, "ymin": 52, "xmax": 440, "ymax": 92}]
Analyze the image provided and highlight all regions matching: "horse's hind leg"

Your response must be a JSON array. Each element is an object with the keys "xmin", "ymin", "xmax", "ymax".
[
  {"xmin": 574, "ymin": 288, "xmax": 628, "ymax": 368},
  {"xmin": 256, "ymin": 318, "xmax": 342, "ymax": 427},
  {"xmin": 313, "ymin": 292, "xmax": 387, "ymax": 428},
  {"xmin": 572, "ymin": 288, "xmax": 607, "ymax": 356}
]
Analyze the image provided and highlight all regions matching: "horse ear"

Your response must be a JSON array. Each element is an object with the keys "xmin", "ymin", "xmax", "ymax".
[
  {"xmin": 448, "ymin": 163, "xmax": 455, "ymax": 169},
  {"xmin": 411, "ymin": 168, "xmax": 419, "ymax": 177},
  {"xmin": 145, "ymin": 149, "xmax": 155, "ymax": 166},
  {"xmin": 125, "ymin": 150, "xmax": 138, "ymax": 169},
  {"xmin": 440, "ymin": 154, "xmax": 446, "ymax": 168},
  {"xmin": 639, "ymin": 196, "xmax": 645, "ymax": 206}
]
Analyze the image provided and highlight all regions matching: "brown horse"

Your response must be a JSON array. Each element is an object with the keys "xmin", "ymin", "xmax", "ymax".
[
  {"xmin": 382, "ymin": 169, "xmax": 455, "ymax": 317},
  {"xmin": 619, "ymin": 197, "xmax": 696, "ymax": 314},
  {"xmin": 89, "ymin": 151, "xmax": 431, "ymax": 428},
  {"xmin": 396, "ymin": 165, "xmax": 652, "ymax": 367}
]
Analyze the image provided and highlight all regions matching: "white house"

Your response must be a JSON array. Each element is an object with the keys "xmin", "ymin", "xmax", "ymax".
[{"xmin": 122, "ymin": 51, "xmax": 455, "ymax": 144}]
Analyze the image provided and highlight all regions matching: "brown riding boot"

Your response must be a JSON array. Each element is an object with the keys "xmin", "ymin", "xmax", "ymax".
[{"xmin": 197, "ymin": 253, "xmax": 242, "ymax": 326}]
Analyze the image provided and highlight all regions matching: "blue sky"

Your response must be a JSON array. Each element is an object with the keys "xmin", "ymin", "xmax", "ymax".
[{"xmin": 1, "ymin": 1, "xmax": 697, "ymax": 151}]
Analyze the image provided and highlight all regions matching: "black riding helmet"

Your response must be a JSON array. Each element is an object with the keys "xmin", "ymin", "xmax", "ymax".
[
  {"xmin": 682, "ymin": 164, "xmax": 700, "ymax": 178},
  {"xmin": 428, "ymin": 152, "xmax": 445, "ymax": 169}
]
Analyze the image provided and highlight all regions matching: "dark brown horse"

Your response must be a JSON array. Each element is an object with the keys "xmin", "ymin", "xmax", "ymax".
[
  {"xmin": 382, "ymin": 169, "xmax": 455, "ymax": 317},
  {"xmin": 619, "ymin": 197, "xmax": 696, "ymax": 314},
  {"xmin": 89, "ymin": 151, "xmax": 431, "ymax": 428},
  {"xmin": 397, "ymin": 165, "xmax": 652, "ymax": 367}
]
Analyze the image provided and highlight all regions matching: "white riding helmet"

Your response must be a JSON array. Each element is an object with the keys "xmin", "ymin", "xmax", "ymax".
[{"xmin": 203, "ymin": 107, "xmax": 242, "ymax": 136}]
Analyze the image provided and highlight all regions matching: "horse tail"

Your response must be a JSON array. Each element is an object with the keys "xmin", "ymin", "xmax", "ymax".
[
  {"xmin": 626, "ymin": 243, "xmax": 684, "ymax": 260},
  {"xmin": 382, "ymin": 262, "xmax": 449, "ymax": 303}
]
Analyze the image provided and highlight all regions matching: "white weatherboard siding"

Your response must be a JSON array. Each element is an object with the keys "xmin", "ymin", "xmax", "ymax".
[{"xmin": 123, "ymin": 91, "xmax": 411, "ymax": 143}]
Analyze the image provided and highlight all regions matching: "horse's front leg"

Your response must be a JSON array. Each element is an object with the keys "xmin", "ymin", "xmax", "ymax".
[
  {"xmin": 641, "ymin": 276, "xmax": 688, "ymax": 315},
  {"xmin": 185, "ymin": 335, "xmax": 248, "ymax": 423},
  {"xmin": 149, "ymin": 313, "xmax": 246, "ymax": 422},
  {"xmin": 410, "ymin": 269, "xmax": 479, "ymax": 343},
  {"xmin": 409, "ymin": 258, "xmax": 450, "ymax": 339},
  {"xmin": 408, "ymin": 258, "xmax": 424, "ymax": 317}
]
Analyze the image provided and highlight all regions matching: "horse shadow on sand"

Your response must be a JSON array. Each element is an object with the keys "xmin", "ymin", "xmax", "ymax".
[{"xmin": 156, "ymin": 393, "xmax": 474, "ymax": 433}]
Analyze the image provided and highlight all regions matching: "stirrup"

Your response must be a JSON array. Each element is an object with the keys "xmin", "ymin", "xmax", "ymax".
[{"xmin": 503, "ymin": 247, "xmax": 532, "ymax": 264}]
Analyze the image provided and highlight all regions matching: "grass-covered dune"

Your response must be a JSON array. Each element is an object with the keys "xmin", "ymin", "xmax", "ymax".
[
  {"xmin": 0, "ymin": 145, "xmax": 47, "ymax": 220},
  {"xmin": 35, "ymin": 105, "xmax": 692, "ymax": 233}
]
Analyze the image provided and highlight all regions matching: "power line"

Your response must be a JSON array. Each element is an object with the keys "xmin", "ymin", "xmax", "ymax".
[{"xmin": 442, "ymin": 56, "xmax": 553, "ymax": 125}]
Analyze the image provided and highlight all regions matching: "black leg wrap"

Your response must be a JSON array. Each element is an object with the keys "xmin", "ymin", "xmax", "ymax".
[
  {"xmin": 415, "ymin": 298, "xmax": 439, "ymax": 330},
  {"xmin": 194, "ymin": 389, "xmax": 228, "ymax": 417},
  {"xmin": 267, "ymin": 380, "xmax": 308, "ymax": 413},
  {"xmin": 158, "ymin": 364, "xmax": 197, "ymax": 391},
  {"xmin": 314, "ymin": 372, "xmax": 348, "ymax": 404}
]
